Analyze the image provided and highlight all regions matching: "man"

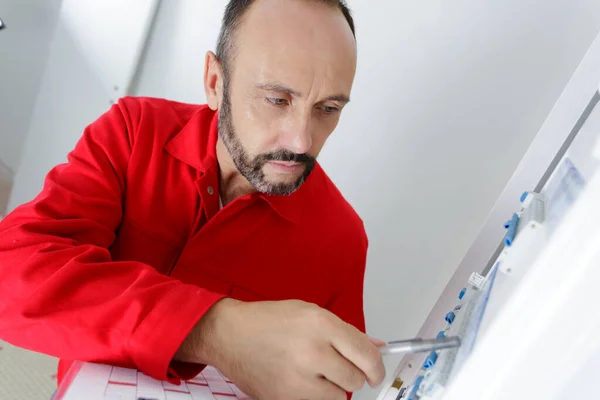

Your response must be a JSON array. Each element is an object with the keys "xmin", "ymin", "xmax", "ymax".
[{"xmin": 0, "ymin": 0, "xmax": 385, "ymax": 398}]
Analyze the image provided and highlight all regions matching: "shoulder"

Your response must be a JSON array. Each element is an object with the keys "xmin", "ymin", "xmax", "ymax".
[
  {"xmin": 117, "ymin": 96, "xmax": 203, "ymax": 120},
  {"xmin": 115, "ymin": 96, "xmax": 212, "ymax": 142}
]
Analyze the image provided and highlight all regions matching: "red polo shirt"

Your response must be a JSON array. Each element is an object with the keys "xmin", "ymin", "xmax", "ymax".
[{"xmin": 0, "ymin": 97, "xmax": 368, "ymax": 386}]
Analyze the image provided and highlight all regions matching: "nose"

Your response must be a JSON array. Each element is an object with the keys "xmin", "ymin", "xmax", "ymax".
[{"xmin": 278, "ymin": 113, "xmax": 312, "ymax": 154}]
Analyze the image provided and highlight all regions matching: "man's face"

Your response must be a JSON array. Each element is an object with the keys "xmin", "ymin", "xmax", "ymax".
[{"xmin": 217, "ymin": 0, "xmax": 357, "ymax": 196}]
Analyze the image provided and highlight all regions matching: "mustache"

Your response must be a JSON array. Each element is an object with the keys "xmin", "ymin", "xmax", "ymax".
[{"xmin": 256, "ymin": 149, "xmax": 316, "ymax": 164}]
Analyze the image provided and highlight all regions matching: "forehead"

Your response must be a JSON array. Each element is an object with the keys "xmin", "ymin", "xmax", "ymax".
[{"xmin": 230, "ymin": 0, "xmax": 357, "ymax": 94}]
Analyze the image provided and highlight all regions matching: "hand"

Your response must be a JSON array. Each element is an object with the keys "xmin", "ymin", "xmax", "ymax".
[{"xmin": 187, "ymin": 298, "xmax": 386, "ymax": 400}]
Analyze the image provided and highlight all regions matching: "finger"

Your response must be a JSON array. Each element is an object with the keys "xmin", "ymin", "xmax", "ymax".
[
  {"xmin": 368, "ymin": 336, "xmax": 387, "ymax": 348},
  {"xmin": 318, "ymin": 346, "xmax": 367, "ymax": 393},
  {"xmin": 330, "ymin": 324, "xmax": 386, "ymax": 388},
  {"xmin": 309, "ymin": 376, "xmax": 348, "ymax": 400}
]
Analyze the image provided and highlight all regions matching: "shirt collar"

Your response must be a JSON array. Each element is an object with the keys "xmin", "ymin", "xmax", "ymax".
[
  {"xmin": 164, "ymin": 105, "xmax": 317, "ymax": 224},
  {"xmin": 259, "ymin": 171, "xmax": 317, "ymax": 224},
  {"xmin": 164, "ymin": 105, "xmax": 218, "ymax": 173}
]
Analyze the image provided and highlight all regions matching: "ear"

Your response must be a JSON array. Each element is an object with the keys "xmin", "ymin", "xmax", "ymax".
[{"xmin": 204, "ymin": 51, "xmax": 224, "ymax": 111}]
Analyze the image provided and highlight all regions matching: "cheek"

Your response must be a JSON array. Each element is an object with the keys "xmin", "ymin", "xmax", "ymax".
[{"xmin": 233, "ymin": 97, "xmax": 281, "ymax": 153}]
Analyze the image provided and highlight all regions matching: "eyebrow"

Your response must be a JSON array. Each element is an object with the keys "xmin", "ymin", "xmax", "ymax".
[{"xmin": 256, "ymin": 83, "xmax": 351, "ymax": 104}]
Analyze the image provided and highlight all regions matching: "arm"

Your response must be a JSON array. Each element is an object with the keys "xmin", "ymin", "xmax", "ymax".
[
  {"xmin": 0, "ymin": 98, "xmax": 224, "ymax": 381},
  {"xmin": 170, "ymin": 230, "xmax": 383, "ymax": 400}
]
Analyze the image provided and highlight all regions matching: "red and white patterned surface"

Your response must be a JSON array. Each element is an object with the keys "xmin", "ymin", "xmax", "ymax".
[
  {"xmin": 106, "ymin": 365, "xmax": 251, "ymax": 400},
  {"xmin": 59, "ymin": 362, "xmax": 252, "ymax": 400},
  {"xmin": 0, "ymin": 340, "xmax": 253, "ymax": 400},
  {"xmin": 106, "ymin": 365, "xmax": 252, "ymax": 400}
]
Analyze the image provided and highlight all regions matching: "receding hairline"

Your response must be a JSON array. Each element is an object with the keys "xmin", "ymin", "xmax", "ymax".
[{"xmin": 216, "ymin": 0, "xmax": 356, "ymax": 75}]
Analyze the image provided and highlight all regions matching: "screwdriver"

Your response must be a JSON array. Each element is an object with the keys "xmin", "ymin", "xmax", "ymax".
[{"xmin": 379, "ymin": 336, "xmax": 461, "ymax": 356}]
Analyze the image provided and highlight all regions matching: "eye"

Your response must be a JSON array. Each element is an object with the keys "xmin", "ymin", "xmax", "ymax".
[
  {"xmin": 319, "ymin": 105, "xmax": 341, "ymax": 115},
  {"xmin": 266, "ymin": 97, "xmax": 289, "ymax": 106}
]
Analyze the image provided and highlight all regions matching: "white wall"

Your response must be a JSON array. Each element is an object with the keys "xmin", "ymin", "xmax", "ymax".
[
  {"xmin": 0, "ymin": 0, "xmax": 62, "ymax": 171},
  {"xmin": 8, "ymin": 0, "xmax": 159, "ymax": 212},
  {"xmin": 379, "ymin": 31, "xmax": 600, "ymax": 398},
  {"xmin": 345, "ymin": 0, "xmax": 600, "ymax": 341},
  {"xmin": 131, "ymin": 1, "xmax": 224, "ymax": 100}
]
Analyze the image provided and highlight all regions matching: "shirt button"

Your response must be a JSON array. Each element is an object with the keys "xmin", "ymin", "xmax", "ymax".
[{"xmin": 207, "ymin": 186, "xmax": 214, "ymax": 195}]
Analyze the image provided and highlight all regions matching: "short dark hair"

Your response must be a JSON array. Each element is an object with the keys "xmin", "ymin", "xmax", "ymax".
[{"xmin": 216, "ymin": 0, "xmax": 355, "ymax": 76}]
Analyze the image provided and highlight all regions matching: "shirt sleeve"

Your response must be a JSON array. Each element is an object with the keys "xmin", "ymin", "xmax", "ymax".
[{"xmin": 0, "ymin": 98, "xmax": 225, "ymax": 382}]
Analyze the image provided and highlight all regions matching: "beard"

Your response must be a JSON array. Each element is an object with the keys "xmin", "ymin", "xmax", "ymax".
[{"xmin": 218, "ymin": 81, "xmax": 317, "ymax": 196}]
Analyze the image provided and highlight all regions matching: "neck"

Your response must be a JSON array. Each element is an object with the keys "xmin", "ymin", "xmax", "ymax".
[{"xmin": 216, "ymin": 138, "xmax": 256, "ymax": 205}]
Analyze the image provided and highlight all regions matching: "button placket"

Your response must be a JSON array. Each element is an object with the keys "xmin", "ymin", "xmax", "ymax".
[{"xmin": 196, "ymin": 165, "xmax": 220, "ymax": 221}]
